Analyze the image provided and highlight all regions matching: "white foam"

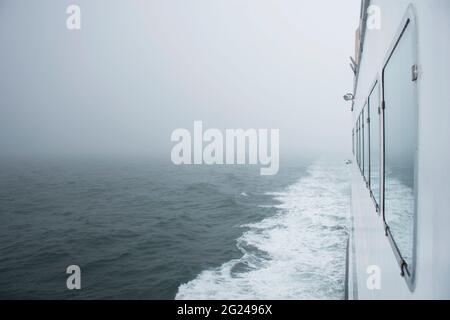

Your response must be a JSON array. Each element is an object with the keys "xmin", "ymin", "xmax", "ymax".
[{"xmin": 176, "ymin": 160, "xmax": 350, "ymax": 300}]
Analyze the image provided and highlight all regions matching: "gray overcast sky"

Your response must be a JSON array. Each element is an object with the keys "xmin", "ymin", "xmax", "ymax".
[{"xmin": 0, "ymin": 0, "xmax": 360, "ymax": 159}]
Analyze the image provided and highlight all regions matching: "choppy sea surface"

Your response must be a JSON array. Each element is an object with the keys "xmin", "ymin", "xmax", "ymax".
[{"xmin": 0, "ymin": 157, "xmax": 350, "ymax": 299}]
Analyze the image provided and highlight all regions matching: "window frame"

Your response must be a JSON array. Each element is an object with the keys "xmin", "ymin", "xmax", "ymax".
[
  {"xmin": 380, "ymin": 6, "xmax": 419, "ymax": 291},
  {"xmin": 361, "ymin": 110, "xmax": 364, "ymax": 176},
  {"xmin": 352, "ymin": 129, "xmax": 355, "ymax": 156},
  {"xmin": 368, "ymin": 78, "xmax": 381, "ymax": 213},
  {"xmin": 363, "ymin": 102, "xmax": 370, "ymax": 186},
  {"xmin": 359, "ymin": 114, "xmax": 363, "ymax": 173},
  {"xmin": 358, "ymin": 116, "xmax": 361, "ymax": 170},
  {"xmin": 356, "ymin": 116, "xmax": 360, "ymax": 169}
]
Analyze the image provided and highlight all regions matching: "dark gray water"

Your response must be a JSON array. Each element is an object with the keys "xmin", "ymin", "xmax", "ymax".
[{"xmin": 1, "ymin": 157, "xmax": 335, "ymax": 299}]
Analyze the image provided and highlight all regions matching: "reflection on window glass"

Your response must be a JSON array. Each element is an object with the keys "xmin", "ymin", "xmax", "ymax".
[
  {"xmin": 384, "ymin": 23, "xmax": 417, "ymax": 270},
  {"xmin": 352, "ymin": 129, "xmax": 355, "ymax": 155},
  {"xmin": 356, "ymin": 119, "xmax": 359, "ymax": 166},
  {"xmin": 358, "ymin": 116, "xmax": 362, "ymax": 169},
  {"xmin": 360, "ymin": 115, "xmax": 362, "ymax": 171},
  {"xmin": 364, "ymin": 104, "xmax": 370, "ymax": 182},
  {"xmin": 370, "ymin": 83, "xmax": 380, "ymax": 207},
  {"xmin": 356, "ymin": 119, "xmax": 359, "ymax": 167},
  {"xmin": 361, "ymin": 109, "xmax": 365, "ymax": 175}
]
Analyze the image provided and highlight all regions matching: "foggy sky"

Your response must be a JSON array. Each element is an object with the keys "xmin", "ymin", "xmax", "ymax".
[{"xmin": 0, "ymin": 0, "xmax": 360, "ymax": 159}]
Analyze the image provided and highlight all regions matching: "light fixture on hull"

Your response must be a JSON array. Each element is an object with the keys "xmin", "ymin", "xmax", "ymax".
[{"xmin": 343, "ymin": 93, "xmax": 354, "ymax": 102}]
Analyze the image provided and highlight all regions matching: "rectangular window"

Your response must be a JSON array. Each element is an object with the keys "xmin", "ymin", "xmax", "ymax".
[
  {"xmin": 356, "ymin": 118, "xmax": 359, "ymax": 166},
  {"xmin": 364, "ymin": 103, "xmax": 370, "ymax": 183},
  {"xmin": 358, "ymin": 116, "xmax": 361, "ymax": 169},
  {"xmin": 352, "ymin": 129, "xmax": 355, "ymax": 156},
  {"xmin": 359, "ymin": 115, "xmax": 363, "ymax": 171},
  {"xmin": 370, "ymin": 82, "xmax": 381, "ymax": 208},
  {"xmin": 361, "ymin": 109, "xmax": 365, "ymax": 175},
  {"xmin": 383, "ymin": 18, "xmax": 417, "ymax": 280}
]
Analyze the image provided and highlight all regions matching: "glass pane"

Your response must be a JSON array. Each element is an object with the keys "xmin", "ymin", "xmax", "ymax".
[
  {"xmin": 364, "ymin": 104, "xmax": 370, "ymax": 182},
  {"xmin": 370, "ymin": 83, "xmax": 380, "ymax": 206},
  {"xmin": 358, "ymin": 117, "xmax": 361, "ymax": 169},
  {"xmin": 384, "ymin": 23, "xmax": 417, "ymax": 269},
  {"xmin": 356, "ymin": 119, "xmax": 359, "ymax": 166},
  {"xmin": 359, "ymin": 116, "xmax": 362, "ymax": 170},
  {"xmin": 361, "ymin": 109, "xmax": 365, "ymax": 175},
  {"xmin": 352, "ymin": 129, "xmax": 355, "ymax": 155}
]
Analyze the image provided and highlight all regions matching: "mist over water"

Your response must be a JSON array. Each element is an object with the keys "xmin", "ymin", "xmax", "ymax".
[
  {"xmin": 0, "ymin": 0, "xmax": 358, "ymax": 300},
  {"xmin": 0, "ymin": 0, "xmax": 359, "ymax": 159}
]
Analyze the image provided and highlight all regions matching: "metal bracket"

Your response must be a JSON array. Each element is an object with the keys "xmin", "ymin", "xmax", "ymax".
[
  {"xmin": 412, "ymin": 64, "xmax": 419, "ymax": 81},
  {"xmin": 400, "ymin": 263, "xmax": 406, "ymax": 277}
]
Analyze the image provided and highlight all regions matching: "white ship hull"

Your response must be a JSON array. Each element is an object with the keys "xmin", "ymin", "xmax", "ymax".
[{"xmin": 349, "ymin": 0, "xmax": 450, "ymax": 299}]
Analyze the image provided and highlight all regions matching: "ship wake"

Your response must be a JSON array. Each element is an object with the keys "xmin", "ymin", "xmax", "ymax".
[{"xmin": 176, "ymin": 160, "xmax": 350, "ymax": 300}]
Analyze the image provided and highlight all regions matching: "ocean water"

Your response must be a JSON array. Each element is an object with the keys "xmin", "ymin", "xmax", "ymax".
[{"xmin": 0, "ymin": 157, "xmax": 350, "ymax": 300}]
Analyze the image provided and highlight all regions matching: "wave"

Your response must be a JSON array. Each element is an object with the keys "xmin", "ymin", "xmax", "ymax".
[{"xmin": 175, "ymin": 161, "xmax": 350, "ymax": 300}]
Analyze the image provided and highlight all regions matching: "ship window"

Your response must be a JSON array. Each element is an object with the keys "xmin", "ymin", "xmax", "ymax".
[
  {"xmin": 356, "ymin": 119, "xmax": 359, "ymax": 166},
  {"xmin": 357, "ymin": 117, "xmax": 360, "ymax": 168},
  {"xmin": 361, "ymin": 109, "xmax": 365, "ymax": 175},
  {"xmin": 364, "ymin": 103, "xmax": 370, "ymax": 183},
  {"xmin": 383, "ymin": 18, "xmax": 417, "ymax": 280},
  {"xmin": 369, "ymin": 82, "xmax": 380, "ymax": 208},
  {"xmin": 357, "ymin": 118, "xmax": 359, "ymax": 168},
  {"xmin": 359, "ymin": 114, "xmax": 362, "ymax": 171},
  {"xmin": 357, "ymin": 116, "xmax": 361, "ymax": 168},
  {"xmin": 352, "ymin": 129, "xmax": 355, "ymax": 156}
]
